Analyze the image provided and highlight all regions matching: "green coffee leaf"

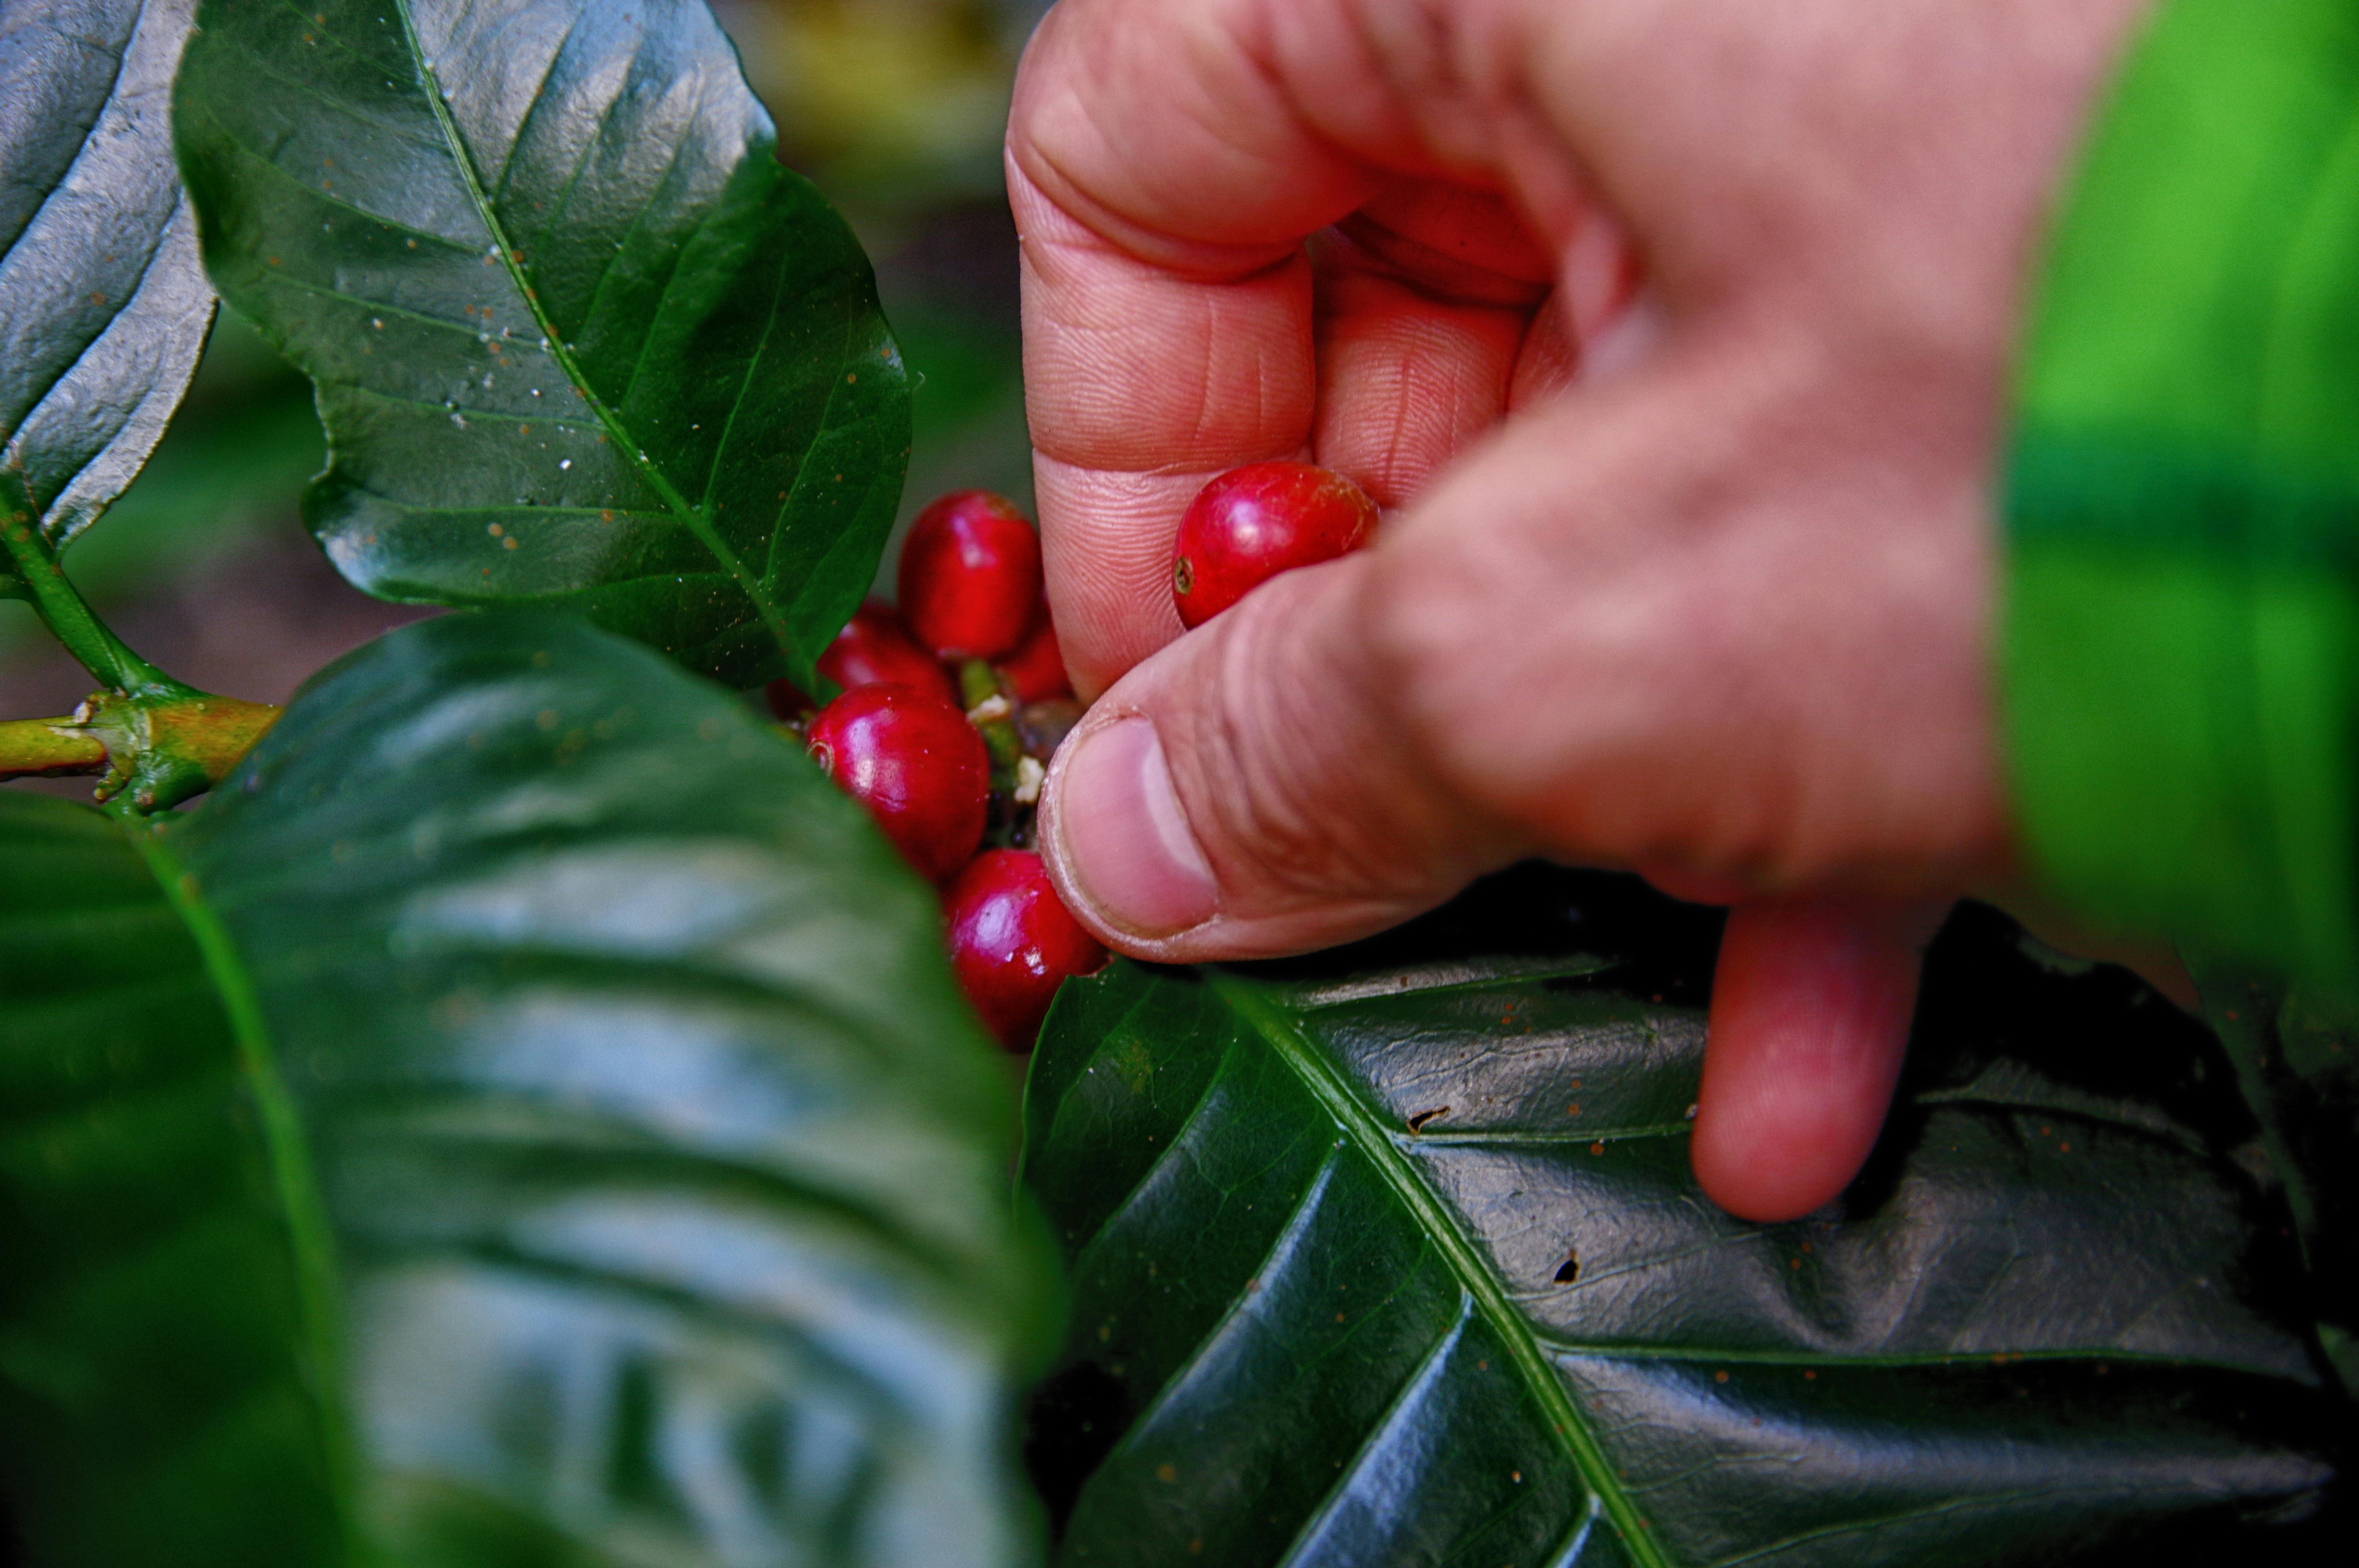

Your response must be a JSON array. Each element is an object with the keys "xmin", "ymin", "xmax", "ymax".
[
  {"xmin": 1024, "ymin": 871, "xmax": 2347, "ymax": 1564},
  {"xmin": 2, "ymin": 0, "xmax": 215, "ymax": 595},
  {"xmin": 0, "ymin": 612, "xmax": 1052, "ymax": 1566},
  {"xmin": 173, "ymin": 0, "xmax": 911, "ymax": 686},
  {"xmin": 2195, "ymin": 962, "xmax": 2359, "ymax": 1400}
]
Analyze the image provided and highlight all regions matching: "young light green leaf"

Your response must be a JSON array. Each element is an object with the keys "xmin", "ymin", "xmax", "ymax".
[
  {"xmin": 1, "ymin": 0, "xmax": 216, "ymax": 596},
  {"xmin": 0, "ymin": 612, "xmax": 1053, "ymax": 1566},
  {"xmin": 173, "ymin": 0, "xmax": 911, "ymax": 687},
  {"xmin": 1023, "ymin": 872, "xmax": 2346, "ymax": 1565}
]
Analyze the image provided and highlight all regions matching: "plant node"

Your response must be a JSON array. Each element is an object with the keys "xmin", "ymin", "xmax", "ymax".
[{"xmin": 62, "ymin": 690, "xmax": 283, "ymax": 812}]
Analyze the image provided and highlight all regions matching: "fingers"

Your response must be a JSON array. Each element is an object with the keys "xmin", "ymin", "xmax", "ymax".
[
  {"xmin": 1009, "ymin": 0, "xmax": 1370, "ymax": 700},
  {"xmin": 1021, "ymin": 186, "xmax": 1576, "ymax": 700},
  {"xmin": 1035, "ymin": 325, "xmax": 2008, "ymax": 964},
  {"xmin": 1307, "ymin": 215, "xmax": 1551, "ymax": 510},
  {"xmin": 1010, "ymin": 0, "xmax": 1613, "ymax": 699},
  {"xmin": 1019, "ymin": 164, "xmax": 1582, "ymax": 698},
  {"xmin": 1368, "ymin": 327, "xmax": 2012, "ymax": 893},
  {"xmin": 1006, "ymin": 0, "xmax": 1376, "ymax": 269},
  {"xmin": 1036, "ymin": 556, "xmax": 1525, "ymax": 960},
  {"xmin": 1690, "ymin": 899, "xmax": 1948, "ymax": 1222}
]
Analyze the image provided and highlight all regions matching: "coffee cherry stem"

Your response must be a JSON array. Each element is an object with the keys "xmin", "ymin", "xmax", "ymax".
[
  {"xmin": 959, "ymin": 658, "xmax": 1025, "ymax": 780},
  {"xmin": 1014, "ymin": 698, "xmax": 1081, "ymax": 762},
  {"xmin": 954, "ymin": 657, "xmax": 1038, "ymax": 849}
]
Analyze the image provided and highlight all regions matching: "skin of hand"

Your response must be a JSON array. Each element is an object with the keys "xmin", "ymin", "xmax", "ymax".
[{"xmin": 1009, "ymin": 0, "xmax": 2155, "ymax": 1220}]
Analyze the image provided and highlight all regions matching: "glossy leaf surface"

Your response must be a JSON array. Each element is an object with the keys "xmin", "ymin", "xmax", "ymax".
[
  {"xmin": 1, "ymin": 0, "xmax": 215, "ymax": 595},
  {"xmin": 1023, "ymin": 869, "xmax": 2350, "ymax": 1565},
  {"xmin": 0, "ymin": 612, "xmax": 1051, "ymax": 1566},
  {"xmin": 2197, "ymin": 964, "xmax": 2359, "ymax": 1401},
  {"xmin": 173, "ymin": 0, "xmax": 910, "ymax": 686}
]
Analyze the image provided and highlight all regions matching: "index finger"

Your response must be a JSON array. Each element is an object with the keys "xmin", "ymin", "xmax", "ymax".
[{"xmin": 1009, "ymin": 0, "xmax": 1378, "ymax": 694}]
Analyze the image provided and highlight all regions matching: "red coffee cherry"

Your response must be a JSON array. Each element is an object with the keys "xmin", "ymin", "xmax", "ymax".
[
  {"xmin": 995, "ymin": 593, "xmax": 1071, "ymax": 702},
  {"xmin": 807, "ymin": 683, "xmax": 988, "ymax": 882},
  {"xmin": 822, "ymin": 601, "xmax": 958, "ymax": 705},
  {"xmin": 1172, "ymin": 461, "xmax": 1378, "ymax": 628},
  {"xmin": 943, "ymin": 849, "xmax": 1108, "ymax": 1051},
  {"xmin": 899, "ymin": 490, "xmax": 1043, "ymax": 661},
  {"xmin": 766, "ymin": 601, "xmax": 956, "ymax": 720}
]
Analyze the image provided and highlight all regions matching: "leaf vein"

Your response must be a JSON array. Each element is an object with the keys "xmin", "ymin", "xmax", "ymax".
[
  {"xmin": 1271, "ymin": 1291, "xmax": 1481, "ymax": 1568},
  {"xmin": 387, "ymin": 0, "xmax": 790, "ymax": 661},
  {"xmin": 488, "ymin": 4, "xmax": 587, "ymax": 199},
  {"xmin": 1211, "ymin": 971, "xmax": 1674, "ymax": 1568},
  {"xmin": 1098, "ymin": 1148, "xmax": 1347, "ymax": 1455},
  {"xmin": 125, "ymin": 818, "xmax": 359, "ymax": 1535}
]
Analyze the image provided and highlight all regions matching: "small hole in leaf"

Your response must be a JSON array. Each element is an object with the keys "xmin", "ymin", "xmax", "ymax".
[{"xmin": 1554, "ymin": 1252, "xmax": 1579, "ymax": 1284}]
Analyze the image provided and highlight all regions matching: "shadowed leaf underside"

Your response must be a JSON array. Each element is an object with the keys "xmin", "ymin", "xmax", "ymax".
[{"xmin": 2, "ymin": 0, "xmax": 215, "ymax": 595}]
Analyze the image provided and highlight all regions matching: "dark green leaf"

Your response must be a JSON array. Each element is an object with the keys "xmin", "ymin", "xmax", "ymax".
[
  {"xmin": 0, "ymin": 611, "xmax": 1052, "ymax": 1566},
  {"xmin": 1022, "ymin": 869, "xmax": 2348, "ymax": 1566},
  {"xmin": 2194, "ymin": 962, "xmax": 2359, "ymax": 1399},
  {"xmin": 1, "ymin": 0, "xmax": 216, "ymax": 596},
  {"xmin": 41, "ymin": 312, "xmax": 325, "ymax": 604},
  {"xmin": 172, "ymin": 0, "xmax": 911, "ymax": 687}
]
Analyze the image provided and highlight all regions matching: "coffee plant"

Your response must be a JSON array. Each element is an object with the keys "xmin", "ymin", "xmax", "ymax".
[{"xmin": 1, "ymin": 3, "xmax": 2352, "ymax": 1564}]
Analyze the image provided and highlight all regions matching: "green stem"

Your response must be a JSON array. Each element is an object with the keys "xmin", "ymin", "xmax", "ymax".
[
  {"xmin": 2, "ymin": 485, "xmax": 276, "ymax": 809},
  {"xmin": 0, "ymin": 717, "xmax": 108, "ymax": 778},
  {"xmin": 958, "ymin": 658, "xmax": 1023, "ymax": 780},
  {"xmin": 0, "ymin": 505, "xmax": 190, "ymax": 699}
]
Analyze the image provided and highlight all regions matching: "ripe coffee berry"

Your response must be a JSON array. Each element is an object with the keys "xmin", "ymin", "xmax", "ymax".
[
  {"xmin": 996, "ymin": 593, "xmax": 1071, "ymax": 702},
  {"xmin": 899, "ymin": 490, "xmax": 1042, "ymax": 661},
  {"xmin": 1172, "ymin": 461, "xmax": 1378, "ymax": 628},
  {"xmin": 943, "ymin": 849, "xmax": 1107, "ymax": 1050},
  {"xmin": 821, "ymin": 601, "xmax": 958, "ymax": 705},
  {"xmin": 807, "ymin": 683, "xmax": 989, "ymax": 882},
  {"xmin": 766, "ymin": 601, "xmax": 954, "ymax": 720}
]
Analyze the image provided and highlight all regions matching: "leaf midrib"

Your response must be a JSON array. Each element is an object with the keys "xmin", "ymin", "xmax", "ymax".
[
  {"xmin": 1535, "ymin": 1339, "xmax": 2260, "ymax": 1371},
  {"xmin": 386, "ymin": 0, "xmax": 794, "ymax": 665},
  {"xmin": 1208, "ymin": 971, "xmax": 1673, "ymax": 1568},
  {"xmin": 127, "ymin": 816, "xmax": 359, "ymax": 1539}
]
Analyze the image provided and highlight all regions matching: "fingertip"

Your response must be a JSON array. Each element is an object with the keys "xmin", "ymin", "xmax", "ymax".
[
  {"xmin": 1690, "ymin": 1068, "xmax": 1887, "ymax": 1224},
  {"xmin": 1038, "ymin": 711, "xmax": 1219, "ymax": 946},
  {"xmin": 1689, "ymin": 900, "xmax": 1944, "ymax": 1223}
]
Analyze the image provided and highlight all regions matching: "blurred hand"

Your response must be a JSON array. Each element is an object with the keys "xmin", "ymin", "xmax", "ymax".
[{"xmin": 1009, "ymin": 0, "xmax": 2151, "ymax": 1219}]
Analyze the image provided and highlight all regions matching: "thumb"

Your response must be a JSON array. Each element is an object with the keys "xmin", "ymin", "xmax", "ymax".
[{"xmin": 1036, "ymin": 555, "xmax": 1523, "ymax": 961}]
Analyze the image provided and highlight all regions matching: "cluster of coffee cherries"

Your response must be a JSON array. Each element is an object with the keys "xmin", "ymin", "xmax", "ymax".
[
  {"xmin": 780, "ymin": 463, "xmax": 1378, "ymax": 1053},
  {"xmin": 769, "ymin": 490, "xmax": 1095, "ymax": 1053}
]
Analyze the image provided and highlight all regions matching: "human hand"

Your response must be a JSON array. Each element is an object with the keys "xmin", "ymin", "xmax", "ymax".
[{"xmin": 1008, "ymin": 0, "xmax": 2152, "ymax": 1219}]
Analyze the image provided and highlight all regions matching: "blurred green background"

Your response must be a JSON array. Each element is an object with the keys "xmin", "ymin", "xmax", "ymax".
[{"xmin": 1, "ymin": 0, "xmax": 1047, "ymax": 718}]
